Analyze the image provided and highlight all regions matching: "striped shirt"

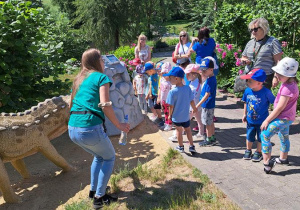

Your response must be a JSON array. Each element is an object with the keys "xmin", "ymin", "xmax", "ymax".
[{"xmin": 242, "ymin": 36, "xmax": 282, "ymax": 75}]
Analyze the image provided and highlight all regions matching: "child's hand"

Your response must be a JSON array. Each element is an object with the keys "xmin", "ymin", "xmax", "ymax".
[
  {"xmin": 145, "ymin": 95, "xmax": 149, "ymax": 100},
  {"xmin": 260, "ymin": 120, "xmax": 269, "ymax": 131},
  {"xmin": 150, "ymin": 94, "xmax": 153, "ymax": 99},
  {"xmin": 157, "ymin": 98, "xmax": 161, "ymax": 104},
  {"xmin": 242, "ymin": 115, "xmax": 247, "ymax": 123}
]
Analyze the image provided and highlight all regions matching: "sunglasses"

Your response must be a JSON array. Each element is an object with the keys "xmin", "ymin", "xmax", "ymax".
[
  {"xmin": 180, "ymin": 34, "xmax": 187, "ymax": 37},
  {"xmin": 249, "ymin": 27, "xmax": 261, "ymax": 33}
]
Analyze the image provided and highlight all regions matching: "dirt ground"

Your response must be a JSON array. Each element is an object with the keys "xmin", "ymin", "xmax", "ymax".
[{"xmin": 0, "ymin": 117, "xmax": 169, "ymax": 210}]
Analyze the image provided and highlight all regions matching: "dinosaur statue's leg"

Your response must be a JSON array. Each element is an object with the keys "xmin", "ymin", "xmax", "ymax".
[
  {"xmin": 11, "ymin": 159, "xmax": 30, "ymax": 179},
  {"xmin": 0, "ymin": 159, "xmax": 20, "ymax": 203},
  {"xmin": 39, "ymin": 141, "xmax": 72, "ymax": 172}
]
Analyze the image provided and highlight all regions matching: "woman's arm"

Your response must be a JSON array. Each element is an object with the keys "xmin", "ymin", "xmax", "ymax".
[
  {"xmin": 99, "ymin": 83, "xmax": 130, "ymax": 132},
  {"xmin": 241, "ymin": 55, "xmax": 251, "ymax": 65},
  {"xmin": 146, "ymin": 46, "xmax": 151, "ymax": 62},
  {"xmin": 272, "ymin": 53, "xmax": 282, "ymax": 87},
  {"xmin": 260, "ymin": 95, "xmax": 289, "ymax": 130},
  {"xmin": 134, "ymin": 47, "xmax": 139, "ymax": 59},
  {"xmin": 174, "ymin": 43, "xmax": 180, "ymax": 58}
]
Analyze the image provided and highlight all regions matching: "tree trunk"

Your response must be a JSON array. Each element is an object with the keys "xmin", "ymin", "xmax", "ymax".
[{"xmin": 115, "ymin": 29, "xmax": 120, "ymax": 49}]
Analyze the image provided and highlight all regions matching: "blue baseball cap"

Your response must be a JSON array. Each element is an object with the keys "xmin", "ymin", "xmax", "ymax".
[
  {"xmin": 143, "ymin": 62, "xmax": 154, "ymax": 72},
  {"xmin": 240, "ymin": 68, "xmax": 266, "ymax": 82},
  {"xmin": 199, "ymin": 58, "xmax": 214, "ymax": 70},
  {"xmin": 163, "ymin": 66, "xmax": 185, "ymax": 78}
]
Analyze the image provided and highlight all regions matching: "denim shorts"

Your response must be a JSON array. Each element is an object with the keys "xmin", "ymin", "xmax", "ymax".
[
  {"xmin": 246, "ymin": 123, "xmax": 261, "ymax": 143},
  {"xmin": 173, "ymin": 120, "xmax": 190, "ymax": 128}
]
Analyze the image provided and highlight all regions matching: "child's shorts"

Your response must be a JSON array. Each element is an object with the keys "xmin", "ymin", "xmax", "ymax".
[
  {"xmin": 148, "ymin": 95, "xmax": 161, "ymax": 109},
  {"xmin": 246, "ymin": 123, "xmax": 261, "ymax": 142},
  {"xmin": 173, "ymin": 120, "xmax": 190, "ymax": 128},
  {"xmin": 201, "ymin": 108, "xmax": 214, "ymax": 125}
]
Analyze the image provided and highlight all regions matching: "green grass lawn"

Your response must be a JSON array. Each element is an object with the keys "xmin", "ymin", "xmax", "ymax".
[{"xmin": 164, "ymin": 19, "xmax": 196, "ymax": 36}]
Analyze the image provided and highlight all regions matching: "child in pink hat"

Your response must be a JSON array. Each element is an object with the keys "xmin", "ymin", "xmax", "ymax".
[
  {"xmin": 184, "ymin": 64, "xmax": 205, "ymax": 138},
  {"xmin": 157, "ymin": 62, "xmax": 173, "ymax": 130}
]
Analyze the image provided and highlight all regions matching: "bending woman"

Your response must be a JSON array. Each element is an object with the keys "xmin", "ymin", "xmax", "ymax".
[{"xmin": 68, "ymin": 48, "xmax": 130, "ymax": 209}]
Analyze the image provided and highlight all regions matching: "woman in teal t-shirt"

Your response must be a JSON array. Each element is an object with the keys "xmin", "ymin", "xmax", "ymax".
[{"xmin": 68, "ymin": 48, "xmax": 130, "ymax": 209}]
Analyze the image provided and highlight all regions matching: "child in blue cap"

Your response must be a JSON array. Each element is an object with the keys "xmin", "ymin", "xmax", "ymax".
[
  {"xmin": 240, "ymin": 68, "xmax": 275, "ymax": 162},
  {"xmin": 240, "ymin": 69, "xmax": 275, "ymax": 162},
  {"xmin": 164, "ymin": 67, "xmax": 197, "ymax": 153},
  {"xmin": 144, "ymin": 62, "xmax": 164, "ymax": 126},
  {"xmin": 196, "ymin": 58, "xmax": 217, "ymax": 146}
]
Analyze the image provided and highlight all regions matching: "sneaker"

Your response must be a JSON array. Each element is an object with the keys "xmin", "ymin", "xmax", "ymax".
[
  {"xmin": 194, "ymin": 133, "xmax": 205, "ymax": 138},
  {"xmin": 93, "ymin": 194, "xmax": 118, "ymax": 209},
  {"xmin": 243, "ymin": 150, "xmax": 252, "ymax": 160},
  {"xmin": 150, "ymin": 115, "xmax": 158, "ymax": 121},
  {"xmin": 89, "ymin": 187, "xmax": 111, "ymax": 199},
  {"xmin": 275, "ymin": 157, "xmax": 289, "ymax": 165},
  {"xmin": 199, "ymin": 139, "xmax": 213, "ymax": 147},
  {"xmin": 211, "ymin": 135, "xmax": 217, "ymax": 143},
  {"xmin": 264, "ymin": 159, "xmax": 276, "ymax": 174},
  {"xmin": 164, "ymin": 124, "xmax": 172, "ymax": 131},
  {"xmin": 251, "ymin": 151, "xmax": 262, "ymax": 162},
  {"xmin": 168, "ymin": 135, "xmax": 177, "ymax": 142},
  {"xmin": 192, "ymin": 126, "xmax": 199, "ymax": 132},
  {"xmin": 189, "ymin": 145, "xmax": 196, "ymax": 153},
  {"xmin": 175, "ymin": 145, "xmax": 184, "ymax": 153},
  {"xmin": 157, "ymin": 119, "xmax": 165, "ymax": 127}
]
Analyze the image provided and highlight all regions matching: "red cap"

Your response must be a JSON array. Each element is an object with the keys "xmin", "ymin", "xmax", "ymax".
[
  {"xmin": 240, "ymin": 68, "xmax": 266, "ymax": 82},
  {"xmin": 132, "ymin": 58, "xmax": 141, "ymax": 66}
]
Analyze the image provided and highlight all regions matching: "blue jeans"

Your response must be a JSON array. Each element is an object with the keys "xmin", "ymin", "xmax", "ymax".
[{"xmin": 68, "ymin": 124, "xmax": 115, "ymax": 197}]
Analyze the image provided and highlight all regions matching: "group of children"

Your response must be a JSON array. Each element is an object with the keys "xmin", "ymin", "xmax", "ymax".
[
  {"xmin": 240, "ymin": 57, "xmax": 299, "ymax": 174},
  {"xmin": 132, "ymin": 57, "xmax": 218, "ymax": 154},
  {"xmin": 132, "ymin": 55, "xmax": 299, "ymax": 174}
]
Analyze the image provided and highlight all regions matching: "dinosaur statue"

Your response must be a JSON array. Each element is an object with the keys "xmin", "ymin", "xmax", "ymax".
[{"xmin": 0, "ymin": 95, "xmax": 72, "ymax": 203}]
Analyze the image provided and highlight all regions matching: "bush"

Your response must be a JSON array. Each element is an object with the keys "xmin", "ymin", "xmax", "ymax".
[
  {"xmin": 215, "ymin": 43, "xmax": 243, "ymax": 90},
  {"xmin": 164, "ymin": 38, "xmax": 179, "ymax": 46},
  {"xmin": 214, "ymin": 3, "xmax": 253, "ymax": 49},
  {"xmin": 0, "ymin": 1, "xmax": 71, "ymax": 112},
  {"xmin": 154, "ymin": 40, "xmax": 169, "ymax": 49}
]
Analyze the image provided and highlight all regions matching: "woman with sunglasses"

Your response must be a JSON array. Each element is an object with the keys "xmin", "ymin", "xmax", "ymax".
[
  {"xmin": 174, "ymin": 31, "xmax": 191, "ymax": 66},
  {"xmin": 241, "ymin": 18, "xmax": 282, "ymax": 89},
  {"xmin": 135, "ymin": 34, "xmax": 151, "ymax": 64}
]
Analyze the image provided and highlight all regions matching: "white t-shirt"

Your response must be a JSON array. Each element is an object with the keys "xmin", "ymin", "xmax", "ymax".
[
  {"xmin": 159, "ymin": 77, "xmax": 172, "ymax": 101},
  {"xmin": 133, "ymin": 74, "xmax": 148, "ymax": 95},
  {"xmin": 175, "ymin": 42, "xmax": 191, "ymax": 63},
  {"xmin": 189, "ymin": 78, "xmax": 201, "ymax": 111}
]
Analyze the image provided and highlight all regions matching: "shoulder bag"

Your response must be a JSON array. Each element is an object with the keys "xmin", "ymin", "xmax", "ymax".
[{"xmin": 234, "ymin": 36, "xmax": 269, "ymax": 92}]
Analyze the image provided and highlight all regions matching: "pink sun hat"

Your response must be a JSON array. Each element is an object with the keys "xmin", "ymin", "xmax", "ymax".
[
  {"xmin": 184, "ymin": 64, "xmax": 200, "ymax": 74},
  {"xmin": 161, "ymin": 62, "xmax": 172, "ymax": 73}
]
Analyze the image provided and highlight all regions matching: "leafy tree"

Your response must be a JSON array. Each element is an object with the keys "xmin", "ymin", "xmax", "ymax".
[
  {"xmin": 0, "ymin": 1, "xmax": 72, "ymax": 112},
  {"xmin": 214, "ymin": 3, "xmax": 253, "ymax": 47}
]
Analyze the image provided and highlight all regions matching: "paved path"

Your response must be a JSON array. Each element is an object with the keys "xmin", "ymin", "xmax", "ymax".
[{"xmin": 152, "ymin": 51, "xmax": 300, "ymax": 210}]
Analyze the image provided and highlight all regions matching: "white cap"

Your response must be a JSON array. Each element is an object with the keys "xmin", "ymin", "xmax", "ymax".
[
  {"xmin": 272, "ymin": 57, "xmax": 299, "ymax": 77},
  {"xmin": 204, "ymin": 56, "xmax": 218, "ymax": 69}
]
